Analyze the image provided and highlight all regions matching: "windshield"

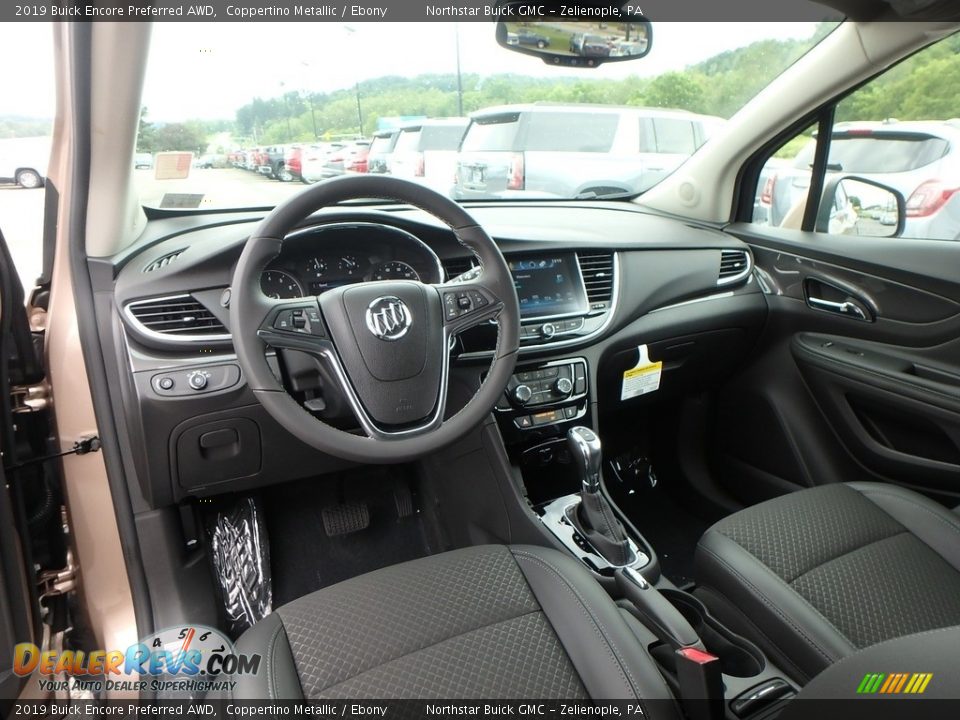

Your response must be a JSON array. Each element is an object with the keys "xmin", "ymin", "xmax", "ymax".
[{"xmin": 137, "ymin": 21, "xmax": 837, "ymax": 209}]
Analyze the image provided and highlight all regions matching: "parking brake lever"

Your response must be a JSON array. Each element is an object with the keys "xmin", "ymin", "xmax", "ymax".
[
  {"xmin": 615, "ymin": 567, "xmax": 703, "ymax": 651},
  {"xmin": 616, "ymin": 568, "xmax": 724, "ymax": 720}
]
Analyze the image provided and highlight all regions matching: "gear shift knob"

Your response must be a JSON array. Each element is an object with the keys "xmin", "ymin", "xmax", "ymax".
[{"xmin": 567, "ymin": 426, "xmax": 603, "ymax": 493}]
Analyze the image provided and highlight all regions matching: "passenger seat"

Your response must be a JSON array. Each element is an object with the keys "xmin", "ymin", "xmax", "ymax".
[{"xmin": 694, "ymin": 482, "xmax": 960, "ymax": 684}]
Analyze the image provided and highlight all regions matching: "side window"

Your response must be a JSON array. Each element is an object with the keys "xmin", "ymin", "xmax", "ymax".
[
  {"xmin": 753, "ymin": 124, "xmax": 817, "ymax": 228},
  {"xmin": 753, "ymin": 31, "xmax": 960, "ymax": 241}
]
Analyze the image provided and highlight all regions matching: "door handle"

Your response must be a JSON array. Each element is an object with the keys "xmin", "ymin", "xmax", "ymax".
[{"xmin": 807, "ymin": 295, "xmax": 872, "ymax": 321}]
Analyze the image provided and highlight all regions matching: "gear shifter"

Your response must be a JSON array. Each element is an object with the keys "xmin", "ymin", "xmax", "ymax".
[{"xmin": 566, "ymin": 427, "xmax": 633, "ymax": 566}]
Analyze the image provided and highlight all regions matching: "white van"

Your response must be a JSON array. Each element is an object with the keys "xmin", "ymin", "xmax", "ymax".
[{"xmin": 0, "ymin": 136, "xmax": 51, "ymax": 188}]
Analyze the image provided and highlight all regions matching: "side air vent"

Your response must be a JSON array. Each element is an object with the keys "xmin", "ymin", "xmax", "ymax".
[
  {"xmin": 442, "ymin": 256, "xmax": 478, "ymax": 281},
  {"xmin": 142, "ymin": 248, "xmax": 186, "ymax": 273},
  {"xmin": 717, "ymin": 249, "xmax": 752, "ymax": 286},
  {"xmin": 577, "ymin": 252, "xmax": 615, "ymax": 305},
  {"xmin": 125, "ymin": 295, "xmax": 228, "ymax": 340}
]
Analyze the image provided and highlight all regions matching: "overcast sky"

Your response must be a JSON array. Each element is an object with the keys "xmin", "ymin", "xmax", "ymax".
[{"xmin": 1, "ymin": 22, "xmax": 820, "ymax": 123}]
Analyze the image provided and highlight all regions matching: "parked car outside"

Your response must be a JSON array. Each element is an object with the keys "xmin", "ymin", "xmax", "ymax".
[
  {"xmin": 259, "ymin": 145, "xmax": 287, "ymax": 178},
  {"xmin": 344, "ymin": 143, "xmax": 370, "ymax": 173},
  {"xmin": 367, "ymin": 130, "xmax": 399, "ymax": 174},
  {"xmin": 300, "ymin": 142, "xmax": 345, "ymax": 183},
  {"xmin": 282, "ymin": 145, "xmax": 303, "ymax": 182},
  {"xmin": 453, "ymin": 103, "xmax": 723, "ymax": 200},
  {"xmin": 759, "ymin": 120, "xmax": 960, "ymax": 240},
  {"xmin": 322, "ymin": 140, "xmax": 371, "ymax": 178},
  {"xmin": 515, "ymin": 28, "xmax": 550, "ymax": 49},
  {"xmin": 388, "ymin": 118, "xmax": 469, "ymax": 193}
]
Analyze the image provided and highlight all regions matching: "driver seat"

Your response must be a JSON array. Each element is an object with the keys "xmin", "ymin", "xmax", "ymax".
[{"xmin": 231, "ymin": 544, "xmax": 678, "ymax": 711}]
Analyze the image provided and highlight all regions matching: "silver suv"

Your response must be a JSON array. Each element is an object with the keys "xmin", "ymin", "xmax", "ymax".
[
  {"xmin": 760, "ymin": 120, "xmax": 960, "ymax": 240},
  {"xmin": 453, "ymin": 103, "xmax": 723, "ymax": 200}
]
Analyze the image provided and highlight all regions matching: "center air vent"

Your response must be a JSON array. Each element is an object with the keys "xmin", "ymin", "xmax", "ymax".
[
  {"xmin": 142, "ymin": 248, "xmax": 186, "ymax": 273},
  {"xmin": 576, "ymin": 252, "xmax": 615, "ymax": 305},
  {"xmin": 718, "ymin": 249, "xmax": 752, "ymax": 286},
  {"xmin": 125, "ymin": 295, "xmax": 228, "ymax": 340}
]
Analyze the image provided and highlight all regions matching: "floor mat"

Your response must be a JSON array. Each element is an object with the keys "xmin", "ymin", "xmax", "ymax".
[
  {"xmin": 606, "ymin": 463, "xmax": 711, "ymax": 588},
  {"xmin": 263, "ymin": 467, "xmax": 437, "ymax": 606}
]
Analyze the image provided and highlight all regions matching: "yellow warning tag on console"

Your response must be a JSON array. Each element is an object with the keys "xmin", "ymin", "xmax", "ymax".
[{"xmin": 621, "ymin": 345, "xmax": 662, "ymax": 400}]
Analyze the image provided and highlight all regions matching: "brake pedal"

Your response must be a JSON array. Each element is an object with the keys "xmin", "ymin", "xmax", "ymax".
[{"xmin": 321, "ymin": 502, "xmax": 370, "ymax": 536}]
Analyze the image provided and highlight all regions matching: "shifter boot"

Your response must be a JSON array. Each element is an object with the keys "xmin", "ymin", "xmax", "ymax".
[{"xmin": 569, "ymin": 490, "xmax": 633, "ymax": 566}]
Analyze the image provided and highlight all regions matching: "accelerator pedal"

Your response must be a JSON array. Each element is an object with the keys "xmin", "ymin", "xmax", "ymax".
[{"xmin": 321, "ymin": 502, "xmax": 370, "ymax": 536}]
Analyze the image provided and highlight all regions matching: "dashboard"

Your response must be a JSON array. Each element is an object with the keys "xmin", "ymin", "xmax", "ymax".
[{"xmin": 107, "ymin": 200, "xmax": 766, "ymax": 507}]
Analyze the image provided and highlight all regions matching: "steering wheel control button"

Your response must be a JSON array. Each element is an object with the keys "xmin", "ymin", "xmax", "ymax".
[
  {"xmin": 150, "ymin": 364, "xmax": 241, "ymax": 397},
  {"xmin": 443, "ymin": 288, "xmax": 493, "ymax": 322},
  {"xmin": 271, "ymin": 304, "xmax": 326, "ymax": 336}
]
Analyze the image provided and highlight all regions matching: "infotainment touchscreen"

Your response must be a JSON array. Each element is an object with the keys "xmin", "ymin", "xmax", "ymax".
[{"xmin": 508, "ymin": 255, "xmax": 589, "ymax": 320}]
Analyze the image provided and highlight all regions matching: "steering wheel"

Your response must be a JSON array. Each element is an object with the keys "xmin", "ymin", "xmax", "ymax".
[{"xmin": 230, "ymin": 175, "xmax": 520, "ymax": 463}]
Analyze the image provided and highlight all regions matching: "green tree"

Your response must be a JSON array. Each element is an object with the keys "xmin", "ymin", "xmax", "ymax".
[{"xmin": 642, "ymin": 72, "xmax": 706, "ymax": 112}]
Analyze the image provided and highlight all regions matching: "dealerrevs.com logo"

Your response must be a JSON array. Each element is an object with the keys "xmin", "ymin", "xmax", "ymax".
[
  {"xmin": 857, "ymin": 672, "xmax": 934, "ymax": 695},
  {"xmin": 12, "ymin": 625, "xmax": 261, "ymax": 694}
]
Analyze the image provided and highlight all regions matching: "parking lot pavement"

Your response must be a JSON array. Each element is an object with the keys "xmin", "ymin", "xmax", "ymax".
[
  {"xmin": 0, "ymin": 185, "xmax": 45, "ymax": 291},
  {"xmin": 135, "ymin": 167, "xmax": 309, "ymax": 209}
]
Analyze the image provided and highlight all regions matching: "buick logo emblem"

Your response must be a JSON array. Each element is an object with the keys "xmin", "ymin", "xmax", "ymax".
[{"xmin": 365, "ymin": 296, "xmax": 412, "ymax": 341}]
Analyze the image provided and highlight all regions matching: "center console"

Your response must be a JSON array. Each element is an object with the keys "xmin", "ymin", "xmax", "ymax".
[{"xmin": 491, "ymin": 350, "xmax": 796, "ymax": 719}]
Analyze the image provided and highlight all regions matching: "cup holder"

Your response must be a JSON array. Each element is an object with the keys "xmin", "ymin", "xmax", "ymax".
[{"xmin": 650, "ymin": 589, "xmax": 765, "ymax": 678}]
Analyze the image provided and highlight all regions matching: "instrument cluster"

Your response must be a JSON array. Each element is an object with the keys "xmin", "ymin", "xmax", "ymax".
[{"xmin": 259, "ymin": 223, "xmax": 444, "ymax": 299}]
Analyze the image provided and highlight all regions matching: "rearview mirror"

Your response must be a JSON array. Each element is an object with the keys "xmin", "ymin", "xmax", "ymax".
[
  {"xmin": 496, "ymin": 9, "xmax": 652, "ymax": 68},
  {"xmin": 818, "ymin": 177, "xmax": 905, "ymax": 238}
]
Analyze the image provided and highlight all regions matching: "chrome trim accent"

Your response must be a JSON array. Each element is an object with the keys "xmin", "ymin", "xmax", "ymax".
[
  {"xmin": 284, "ymin": 221, "xmax": 446, "ymax": 285},
  {"xmin": 123, "ymin": 294, "xmax": 232, "ymax": 344},
  {"xmin": 539, "ymin": 494, "xmax": 650, "ymax": 573},
  {"xmin": 365, "ymin": 296, "xmax": 412, "ymax": 340},
  {"xmin": 648, "ymin": 291, "xmax": 735, "ymax": 314},
  {"xmin": 716, "ymin": 249, "xmax": 754, "ymax": 287},
  {"xmin": 458, "ymin": 252, "xmax": 620, "ymax": 359}
]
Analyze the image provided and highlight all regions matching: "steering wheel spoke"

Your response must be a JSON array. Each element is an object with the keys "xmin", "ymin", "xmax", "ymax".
[{"xmin": 435, "ymin": 281, "xmax": 504, "ymax": 335}]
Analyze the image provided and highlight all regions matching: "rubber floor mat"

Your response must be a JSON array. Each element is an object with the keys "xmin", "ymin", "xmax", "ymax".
[{"xmin": 264, "ymin": 468, "xmax": 437, "ymax": 605}]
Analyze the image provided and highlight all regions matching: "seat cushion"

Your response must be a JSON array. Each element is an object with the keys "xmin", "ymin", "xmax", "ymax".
[
  {"xmin": 695, "ymin": 482, "xmax": 960, "ymax": 683},
  {"xmin": 233, "ymin": 544, "xmax": 678, "ymax": 711}
]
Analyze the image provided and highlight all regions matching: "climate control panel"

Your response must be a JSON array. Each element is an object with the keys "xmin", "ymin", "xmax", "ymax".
[{"xmin": 496, "ymin": 358, "xmax": 589, "ymax": 430}]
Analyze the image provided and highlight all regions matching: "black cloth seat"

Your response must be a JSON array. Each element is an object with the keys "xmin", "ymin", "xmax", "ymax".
[
  {"xmin": 232, "ymin": 544, "xmax": 678, "ymax": 711},
  {"xmin": 695, "ymin": 482, "xmax": 960, "ymax": 684}
]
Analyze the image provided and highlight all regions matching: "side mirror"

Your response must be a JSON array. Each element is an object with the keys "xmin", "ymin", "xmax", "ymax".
[
  {"xmin": 495, "ymin": 5, "xmax": 652, "ymax": 68},
  {"xmin": 817, "ymin": 176, "xmax": 906, "ymax": 238}
]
